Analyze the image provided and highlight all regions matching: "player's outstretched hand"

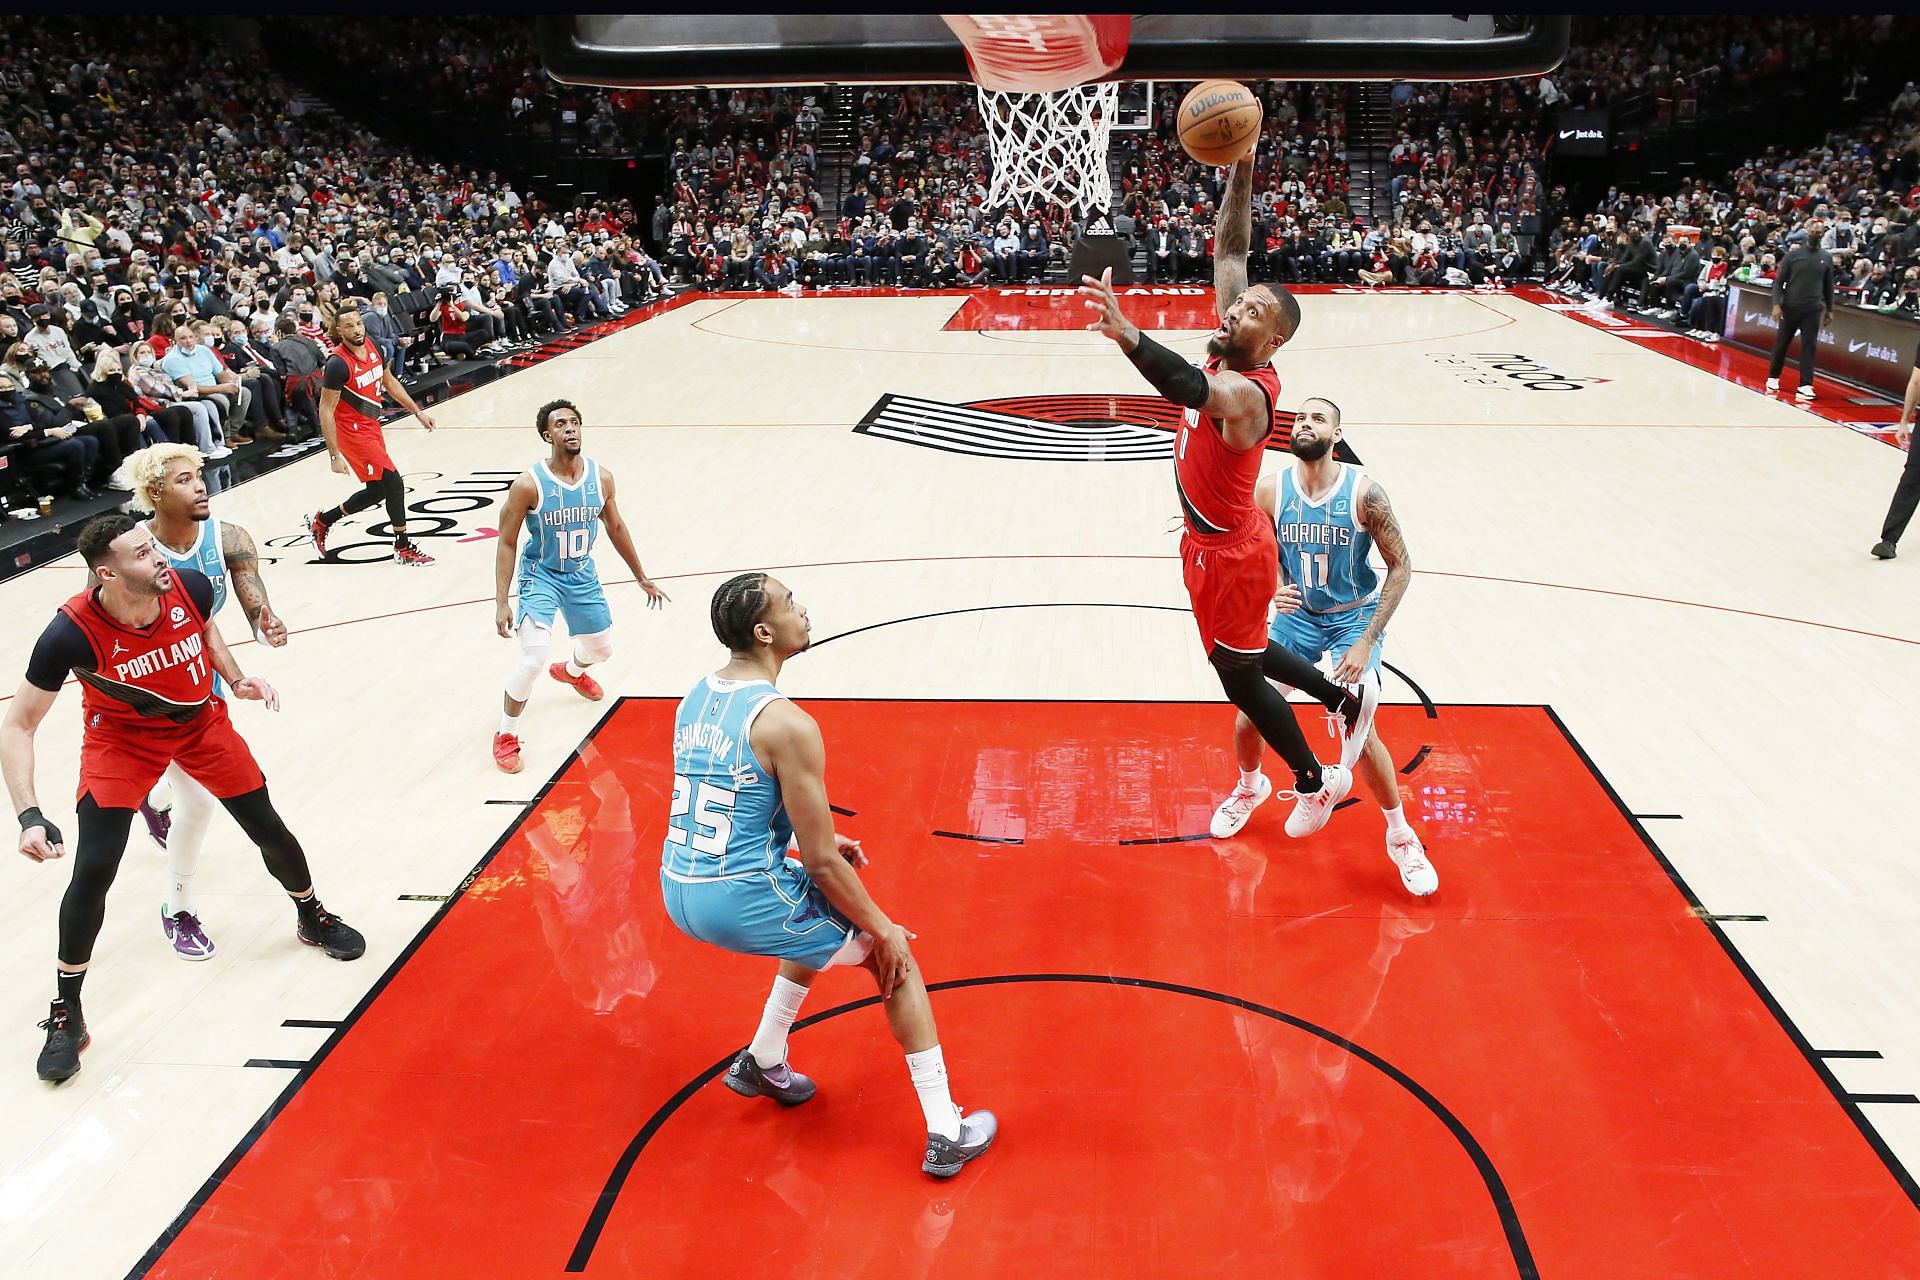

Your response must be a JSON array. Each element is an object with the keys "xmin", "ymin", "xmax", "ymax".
[
  {"xmin": 835, "ymin": 832, "xmax": 867, "ymax": 869},
  {"xmin": 1273, "ymin": 582, "xmax": 1304, "ymax": 614},
  {"xmin": 640, "ymin": 577, "xmax": 671, "ymax": 609},
  {"xmin": 873, "ymin": 922, "xmax": 917, "ymax": 1000},
  {"xmin": 1078, "ymin": 267, "xmax": 1137, "ymax": 349},
  {"xmin": 231, "ymin": 676, "xmax": 281, "ymax": 712},
  {"xmin": 254, "ymin": 604, "xmax": 289, "ymax": 648}
]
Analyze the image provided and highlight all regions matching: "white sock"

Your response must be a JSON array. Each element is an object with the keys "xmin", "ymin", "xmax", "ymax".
[
  {"xmin": 905, "ymin": 1044, "xmax": 962, "ymax": 1140},
  {"xmin": 749, "ymin": 975, "xmax": 809, "ymax": 1069},
  {"xmin": 167, "ymin": 872, "xmax": 196, "ymax": 918},
  {"xmin": 499, "ymin": 711, "xmax": 521, "ymax": 736},
  {"xmin": 1382, "ymin": 804, "xmax": 1412, "ymax": 835},
  {"xmin": 1239, "ymin": 768, "xmax": 1265, "ymax": 793},
  {"xmin": 565, "ymin": 655, "xmax": 587, "ymax": 678}
]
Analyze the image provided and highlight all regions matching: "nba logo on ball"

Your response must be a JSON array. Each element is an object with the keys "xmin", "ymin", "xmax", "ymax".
[{"xmin": 1178, "ymin": 80, "xmax": 1262, "ymax": 166}]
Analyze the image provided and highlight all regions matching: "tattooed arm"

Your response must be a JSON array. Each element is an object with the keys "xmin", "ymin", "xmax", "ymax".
[
  {"xmin": 1332, "ymin": 478, "xmax": 1413, "ymax": 682},
  {"xmin": 223, "ymin": 521, "xmax": 288, "ymax": 647},
  {"xmin": 1214, "ymin": 157, "xmax": 1254, "ymax": 322}
]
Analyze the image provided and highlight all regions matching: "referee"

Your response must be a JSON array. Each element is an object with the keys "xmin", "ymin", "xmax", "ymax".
[
  {"xmin": 1872, "ymin": 360, "xmax": 1920, "ymax": 559},
  {"xmin": 1766, "ymin": 222, "xmax": 1835, "ymax": 401}
]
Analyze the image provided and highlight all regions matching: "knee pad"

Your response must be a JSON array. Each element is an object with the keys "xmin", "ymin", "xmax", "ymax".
[
  {"xmin": 507, "ymin": 619, "xmax": 552, "ymax": 700},
  {"xmin": 572, "ymin": 628, "xmax": 614, "ymax": 665}
]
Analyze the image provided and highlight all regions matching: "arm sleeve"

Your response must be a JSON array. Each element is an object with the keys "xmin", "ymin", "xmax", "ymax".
[
  {"xmin": 1125, "ymin": 333, "xmax": 1211, "ymax": 410},
  {"xmin": 321, "ymin": 354, "xmax": 350, "ymax": 391},
  {"xmin": 179, "ymin": 567, "xmax": 215, "ymax": 618},
  {"xmin": 25, "ymin": 614, "xmax": 90, "ymax": 691}
]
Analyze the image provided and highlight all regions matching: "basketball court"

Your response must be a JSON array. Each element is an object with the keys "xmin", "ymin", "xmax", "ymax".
[{"xmin": 1, "ymin": 280, "xmax": 1916, "ymax": 1278}]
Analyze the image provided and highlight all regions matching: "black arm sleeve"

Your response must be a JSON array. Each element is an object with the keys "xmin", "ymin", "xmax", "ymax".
[
  {"xmin": 321, "ymin": 354, "xmax": 350, "ymax": 391},
  {"xmin": 1125, "ymin": 332, "xmax": 1211, "ymax": 410},
  {"xmin": 178, "ymin": 567, "xmax": 215, "ymax": 618},
  {"xmin": 25, "ymin": 614, "xmax": 91, "ymax": 691}
]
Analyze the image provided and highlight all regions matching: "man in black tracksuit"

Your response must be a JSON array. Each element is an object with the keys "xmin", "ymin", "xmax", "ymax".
[{"xmin": 1768, "ymin": 223, "xmax": 1835, "ymax": 399}]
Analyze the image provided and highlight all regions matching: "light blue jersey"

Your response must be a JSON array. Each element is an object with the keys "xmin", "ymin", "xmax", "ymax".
[
  {"xmin": 156, "ymin": 519, "xmax": 228, "ymax": 617},
  {"xmin": 1275, "ymin": 463, "xmax": 1379, "ymax": 616},
  {"xmin": 522, "ymin": 458, "xmax": 603, "ymax": 577},
  {"xmin": 659, "ymin": 673, "xmax": 856, "ymax": 968},
  {"xmin": 662, "ymin": 674, "xmax": 792, "ymax": 881}
]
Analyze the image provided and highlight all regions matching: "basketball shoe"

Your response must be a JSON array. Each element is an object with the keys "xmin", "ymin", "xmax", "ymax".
[
  {"xmin": 305, "ymin": 512, "xmax": 332, "ymax": 557},
  {"xmin": 36, "ymin": 999, "xmax": 88, "ymax": 1082},
  {"xmin": 394, "ymin": 544, "xmax": 435, "ymax": 567},
  {"xmin": 1284, "ymin": 764, "xmax": 1352, "ymax": 838},
  {"xmin": 162, "ymin": 908, "xmax": 216, "ymax": 960},
  {"xmin": 1332, "ymin": 676, "xmax": 1379, "ymax": 770},
  {"xmin": 1210, "ymin": 772, "xmax": 1273, "ymax": 838},
  {"xmin": 725, "ymin": 1049, "xmax": 817, "ymax": 1106},
  {"xmin": 139, "ymin": 795, "xmax": 172, "ymax": 850},
  {"xmin": 922, "ymin": 1109, "xmax": 998, "ymax": 1179},
  {"xmin": 1387, "ymin": 829, "xmax": 1438, "ymax": 896},
  {"xmin": 493, "ymin": 732, "xmax": 524, "ymax": 774},
  {"xmin": 550, "ymin": 662, "xmax": 604, "ymax": 701},
  {"xmin": 296, "ymin": 899, "xmax": 366, "ymax": 960}
]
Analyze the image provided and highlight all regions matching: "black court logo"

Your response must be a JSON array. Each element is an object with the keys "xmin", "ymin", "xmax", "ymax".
[
  {"xmin": 854, "ymin": 394, "xmax": 1340, "ymax": 463},
  {"xmin": 266, "ymin": 469, "xmax": 519, "ymax": 564},
  {"xmin": 1427, "ymin": 352, "xmax": 1608, "ymax": 391}
]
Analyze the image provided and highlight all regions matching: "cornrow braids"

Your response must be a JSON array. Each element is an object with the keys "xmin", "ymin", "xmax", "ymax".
[{"xmin": 710, "ymin": 572, "xmax": 771, "ymax": 652}]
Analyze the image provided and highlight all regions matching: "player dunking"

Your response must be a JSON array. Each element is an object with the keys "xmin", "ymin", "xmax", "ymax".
[
  {"xmin": 124, "ymin": 444, "xmax": 294, "ymax": 957},
  {"xmin": 1208, "ymin": 398, "xmax": 1438, "ymax": 896},
  {"xmin": 661, "ymin": 574, "xmax": 997, "ymax": 1178},
  {"xmin": 491, "ymin": 400, "xmax": 671, "ymax": 774},
  {"xmin": 305, "ymin": 306, "xmax": 440, "ymax": 567},
  {"xmin": 3, "ymin": 515, "xmax": 363, "ymax": 1083},
  {"xmin": 1080, "ymin": 156, "xmax": 1376, "ymax": 835}
]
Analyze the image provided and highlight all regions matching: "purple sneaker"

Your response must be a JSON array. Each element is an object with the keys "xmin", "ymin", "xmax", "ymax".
[
  {"xmin": 139, "ymin": 797, "xmax": 172, "ymax": 850},
  {"xmin": 162, "ymin": 909, "xmax": 216, "ymax": 961}
]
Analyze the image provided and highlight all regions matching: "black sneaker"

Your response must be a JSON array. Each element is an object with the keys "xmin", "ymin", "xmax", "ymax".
[
  {"xmin": 724, "ymin": 1049, "xmax": 817, "ymax": 1106},
  {"xmin": 1872, "ymin": 540, "xmax": 1897, "ymax": 560},
  {"xmin": 922, "ymin": 1109, "xmax": 998, "ymax": 1179},
  {"xmin": 36, "ymin": 999, "xmax": 89, "ymax": 1082},
  {"xmin": 296, "ymin": 900, "xmax": 366, "ymax": 960}
]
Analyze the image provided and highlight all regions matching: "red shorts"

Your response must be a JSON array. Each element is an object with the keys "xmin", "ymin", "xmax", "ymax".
[
  {"xmin": 78, "ymin": 697, "xmax": 265, "ymax": 809},
  {"xmin": 1180, "ymin": 519, "xmax": 1278, "ymax": 656},
  {"xmin": 336, "ymin": 424, "xmax": 395, "ymax": 482}
]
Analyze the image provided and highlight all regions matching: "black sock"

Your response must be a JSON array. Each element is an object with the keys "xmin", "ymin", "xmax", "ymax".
[
  {"xmin": 292, "ymin": 892, "xmax": 323, "ymax": 927},
  {"xmin": 317, "ymin": 505, "xmax": 345, "ymax": 525},
  {"xmin": 393, "ymin": 532, "xmax": 412, "ymax": 550},
  {"xmin": 56, "ymin": 969, "xmax": 85, "ymax": 1008}
]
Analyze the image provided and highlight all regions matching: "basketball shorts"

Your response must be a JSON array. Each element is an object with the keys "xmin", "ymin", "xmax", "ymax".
[
  {"xmin": 1268, "ymin": 601, "xmax": 1383, "ymax": 676},
  {"xmin": 516, "ymin": 564, "xmax": 613, "ymax": 635},
  {"xmin": 336, "ymin": 424, "xmax": 395, "ymax": 482},
  {"xmin": 79, "ymin": 698, "xmax": 265, "ymax": 810},
  {"xmin": 661, "ymin": 860, "xmax": 861, "ymax": 971},
  {"xmin": 1180, "ymin": 519, "xmax": 1279, "ymax": 656}
]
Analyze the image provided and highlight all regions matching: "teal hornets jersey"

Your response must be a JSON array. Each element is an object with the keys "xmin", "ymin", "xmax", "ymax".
[
  {"xmin": 662, "ymin": 674, "xmax": 794, "ymax": 881},
  {"xmin": 156, "ymin": 519, "xmax": 228, "ymax": 617},
  {"xmin": 1275, "ymin": 464, "xmax": 1380, "ymax": 615},
  {"xmin": 521, "ymin": 459, "xmax": 603, "ymax": 577}
]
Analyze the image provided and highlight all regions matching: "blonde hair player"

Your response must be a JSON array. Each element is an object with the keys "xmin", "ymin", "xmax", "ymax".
[
  {"xmin": 121, "ymin": 443, "xmax": 293, "ymax": 956},
  {"xmin": 489, "ymin": 399, "xmax": 670, "ymax": 774},
  {"xmin": 1208, "ymin": 398, "xmax": 1437, "ymax": 896}
]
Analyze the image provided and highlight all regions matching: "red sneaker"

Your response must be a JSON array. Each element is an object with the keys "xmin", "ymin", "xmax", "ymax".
[
  {"xmin": 493, "ymin": 732, "xmax": 523, "ymax": 773},
  {"xmin": 549, "ymin": 661, "xmax": 604, "ymax": 701},
  {"xmin": 394, "ymin": 543, "xmax": 435, "ymax": 567},
  {"xmin": 305, "ymin": 512, "xmax": 332, "ymax": 557}
]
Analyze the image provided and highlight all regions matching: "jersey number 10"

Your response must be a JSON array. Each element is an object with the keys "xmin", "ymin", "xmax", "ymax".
[
  {"xmin": 562, "ymin": 527, "xmax": 592, "ymax": 561},
  {"xmin": 667, "ymin": 774, "xmax": 736, "ymax": 856}
]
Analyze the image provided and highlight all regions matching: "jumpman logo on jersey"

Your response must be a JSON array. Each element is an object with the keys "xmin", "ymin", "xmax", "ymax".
[{"xmin": 109, "ymin": 640, "xmax": 127, "ymax": 660}]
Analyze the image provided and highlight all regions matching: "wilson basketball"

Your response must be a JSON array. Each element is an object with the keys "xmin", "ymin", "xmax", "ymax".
[{"xmin": 1177, "ymin": 80, "xmax": 1261, "ymax": 166}]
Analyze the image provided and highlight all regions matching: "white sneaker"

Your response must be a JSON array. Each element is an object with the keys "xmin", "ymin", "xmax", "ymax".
[
  {"xmin": 103, "ymin": 465, "xmax": 135, "ymax": 492},
  {"xmin": 206, "ymin": 445, "xmax": 233, "ymax": 460},
  {"xmin": 1284, "ymin": 765, "xmax": 1351, "ymax": 838},
  {"xmin": 1210, "ymin": 773, "xmax": 1273, "ymax": 838},
  {"xmin": 1329, "ymin": 677, "xmax": 1379, "ymax": 770},
  {"xmin": 1387, "ymin": 829, "xmax": 1438, "ymax": 896},
  {"xmin": 1765, "ymin": 377, "xmax": 1780, "ymax": 392},
  {"xmin": 1796, "ymin": 385, "xmax": 1815, "ymax": 401}
]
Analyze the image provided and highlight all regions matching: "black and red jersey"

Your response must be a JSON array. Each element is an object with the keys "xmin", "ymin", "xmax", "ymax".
[
  {"xmin": 1172, "ymin": 355, "xmax": 1281, "ymax": 536},
  {"xmin": 29, "ymin": 569, "xmax": 217, "ymax": 728}
]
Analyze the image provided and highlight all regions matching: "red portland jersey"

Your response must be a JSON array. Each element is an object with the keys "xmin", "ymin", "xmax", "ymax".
[
  {"xmin": 330, "ymin": 340, "xmax": 387, "ymax": 433},
  {"xmin": 59, "ymin": 577, "xmax": 213, "ymax": 727},
  {"xmin": 1173, "ymin": 355, "xmax": 1282, "ymax": 535}
]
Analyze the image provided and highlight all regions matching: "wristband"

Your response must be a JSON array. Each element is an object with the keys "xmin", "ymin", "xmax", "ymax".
[{"xmin": 19, "ymin": 806, "xmax": 62, "ymax": 846}]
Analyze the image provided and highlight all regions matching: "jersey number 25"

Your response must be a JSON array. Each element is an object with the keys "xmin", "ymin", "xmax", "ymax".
[{"xmin": 667, "ymin": 775, "xmax": 736, "ymax": 856}]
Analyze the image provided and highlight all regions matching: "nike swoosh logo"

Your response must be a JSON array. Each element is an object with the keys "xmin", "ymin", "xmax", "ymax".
[
  {"xmin": 1849, "ymin": 340, "xmax": 1868, "ymax": 352},
  {"xmin": 1559, "ymin": 130, "xmax": 1577, "ymax": 140}
]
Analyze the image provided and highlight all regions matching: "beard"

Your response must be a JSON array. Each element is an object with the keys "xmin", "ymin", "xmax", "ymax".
[
  {"xmin": 1290, "ymin": 434, "xmax": 1335, "ymax": 462},
  {"xmin": 1205, "ymin": 333, "xmax": 1227, "ymax": 358}
]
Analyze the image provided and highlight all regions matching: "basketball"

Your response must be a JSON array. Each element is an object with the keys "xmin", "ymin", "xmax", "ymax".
[{"xmin": 1177, "ymin": 79, "xmax": 1262, "ymax": 165}]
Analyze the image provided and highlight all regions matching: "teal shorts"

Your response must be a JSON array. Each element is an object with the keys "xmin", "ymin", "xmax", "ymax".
[
  {"xmin": 661, "ymin": 861, "xmax": 858, "ymax": 970},
  {"xmin": 1268, "ymin": 601, "xmax": 1382, "ymax": 675}
]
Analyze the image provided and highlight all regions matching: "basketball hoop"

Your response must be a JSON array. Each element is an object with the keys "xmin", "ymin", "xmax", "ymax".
[{"xmin": 943, "ymin": 15, "xmax": 1130, "ymax": 217}]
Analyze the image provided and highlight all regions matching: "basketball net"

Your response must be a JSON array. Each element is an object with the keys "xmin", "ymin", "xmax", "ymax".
[{"xmin": 942, "ymin": 15, "xmax": 1130, "ymax": 218}]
